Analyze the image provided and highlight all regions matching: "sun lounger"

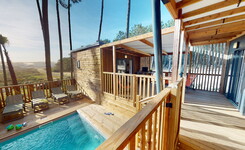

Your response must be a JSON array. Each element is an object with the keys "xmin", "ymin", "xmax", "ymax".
[
  {"xmin": 2, "ymin": 94, "xmax": 25, "ymax": 123},
  {"xmin": 31, "ymin": 90, "xmax": 49, "ymax": 113},
  {"xmin": 66, "ymin": 85, "xmax": 83, "ymax": 100},
  {"xmin": 51, "ymin": 87, "xmax": 69, "ymax": 104}
]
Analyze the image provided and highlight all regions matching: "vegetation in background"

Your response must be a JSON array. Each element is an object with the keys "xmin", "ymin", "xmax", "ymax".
[
  {"xmin": 0, "ymin": 67, "xmax": 70, "ymax": 87},
  {"xmin": 56, "ymin": 0, "xmax": 64, "ymax": 80},
  {"xmin": 0, "ymin": 34, "xmax": 18, "ymax": 85},
  {"xmin": 126, "ymin": 0, "xmax": 131, "ymax": 38},
  {"xmin": 100, "ymin": 39, "xmax": 111, "ymax": 44},
  {"xmin": 36, "ymin": 0, "xmax": 53, "ymax": 81},
  {"xmin": 53, "ymin": 57, "xmax": 71, "ymax": 72},
  {"xmin": 0, "ymin": 38, "xmax": 7, "ymax": 86},
  {"xmin": 113, "ymin": 19, "xmax": 174, "ymax": 42},
  {"xmin": 97, "ymin": 0, "xmax": 104, "ymax": 42},
  {"xmin": 59, "ymin": 0, "xmax": 82, "ymax": 78}
]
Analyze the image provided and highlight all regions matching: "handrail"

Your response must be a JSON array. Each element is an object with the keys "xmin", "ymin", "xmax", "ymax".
[
  {"xmin": 97, "ymin": 88, "xmax": 171, "ymax": 149},
  {"xmin": 0, "ymin": 79, "xmax": 76, "ymax": 108},
  {"xmin": 97, "ymin": 78, "xmax": 184, "ymax": 150},
  {"xmin": 102, "ymin": 72, "xmax": 172, "ymax": 104}
]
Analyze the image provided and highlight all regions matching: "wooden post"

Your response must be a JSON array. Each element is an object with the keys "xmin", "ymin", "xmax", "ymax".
[
  {"xmin": 182, "ymin": 38, "xmax": 189, "ymax": 103},
  {"xmin": 220, "ymin": 42, "xmax": 230, "ymax": 94},
  {"xmin": 133, "ymin": 75, "xmax": 137, "ymax": 107},
  {"xmin": 136, "ymin": 95, "xmax": 140, "ymax": 111},
  {"xmin": 172, "ymin": 19, "xmax": 182, "ymax": 82},
  {"xmin": 113, "ymin": 46, "xmax": 116, "ymax": 99},
  {"xmin": 178, "ymin": 31, "xmax": 185, "ymax": 79}
]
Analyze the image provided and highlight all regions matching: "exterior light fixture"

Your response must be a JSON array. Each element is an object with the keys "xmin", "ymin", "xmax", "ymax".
[{"xmin": 77, "ymin": 60, "xmax": 80, "ymax": 69}]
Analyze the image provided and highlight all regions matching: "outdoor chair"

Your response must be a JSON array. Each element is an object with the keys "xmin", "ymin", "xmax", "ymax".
[
  {"xmin": 51, "ymin": 87, "xmax": 69, "ymax": 104},
  {"xmin": 66, "ymin": 85, "xmax": 83, "ymax": 100},
  {"xmin": 31, "ymin": 90, "xmax": 49, "ymax": 113},
  {"xmin": 2, "ymin": 94, "xmax": 25, "ymax": 123}
]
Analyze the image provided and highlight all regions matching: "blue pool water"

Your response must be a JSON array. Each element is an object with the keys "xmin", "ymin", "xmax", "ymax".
[{"xmin": 0, "ymin": 113, "xmax": 105, "ymax": 150}]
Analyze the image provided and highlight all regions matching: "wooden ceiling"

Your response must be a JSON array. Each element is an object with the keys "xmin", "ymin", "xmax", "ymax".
[{"xmin": 164, "ymin": 0, "xmax": 245, "ymax": 45}]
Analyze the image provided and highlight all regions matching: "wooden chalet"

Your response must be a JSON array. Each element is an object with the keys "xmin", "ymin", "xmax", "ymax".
[
  {"xmin": 0, "ymin": 0, "xmax": 244, "ymax": 150},
  {"xmin": 71, "ymin": 0, "xmax": 245, "ymax": 149}
]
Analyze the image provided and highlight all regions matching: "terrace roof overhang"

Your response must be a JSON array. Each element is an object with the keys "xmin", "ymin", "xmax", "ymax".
[
  {"xmin": 100, "ymin": 27, "xmax": 178, "ymax": 57},
  {"xmin": 164, "ymin": 0, "xmax": 245, "ymax": 46}
]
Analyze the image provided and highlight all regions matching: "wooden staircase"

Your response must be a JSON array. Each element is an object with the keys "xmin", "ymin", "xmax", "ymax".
[{"xmin": 101, "ymin": 93, "xmax": 137, "ymax": 118}]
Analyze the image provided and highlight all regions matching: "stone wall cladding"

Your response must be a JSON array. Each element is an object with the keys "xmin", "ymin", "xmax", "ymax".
[{"xmin": 72, "ymin": 47, "xmax": 101, "ymax": 104}]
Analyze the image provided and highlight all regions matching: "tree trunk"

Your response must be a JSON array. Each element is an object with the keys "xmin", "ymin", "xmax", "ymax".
[
  {"xmin": 2, "ymin": 45, "xmax": 18, "ymax": 85},
  {"xmin": 56, "ymin": 0, "xmax": 63, "ymax": 81},
  {"xmin": 36, "ymin": 0, "xmax": 53, "ymax": 81},
  {"xmin": 0, "ymin": 44, "xmax": 8, "ymax": 86},
  {"xmin": 68, "ymin": 0, "xmax": 73, "ymax": 78},
  {"xmin": 126, "ymin": 0, "xmax": 131, "ymax": 38},
  {"xmin": 98, "ymin": 0, "xmax": 104, "ymax": 42}
]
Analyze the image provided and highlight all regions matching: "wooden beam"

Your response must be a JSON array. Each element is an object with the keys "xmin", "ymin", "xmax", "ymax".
[
  {"xmin": 172, "ymin": 19, "xmax": 182, "ymax": 82},
  {"xmin": 188, "ymin": 20, "xmax": 245, "ymax": 40},
  {"xmin": 100, "ymin": 27, "xmax": 174, "ymax": 48},
  {"xmin": 191, "ymin": 38, "xmax": 229, "ymax": 46},
  {"xmin": 118, "ymin": 44, "xmax": 151, "ymax": 56},
  {"xmin": 139, "ymin": 39, "xmax": 153, "ymax": 47},
  {"xmin": 186, "ymin": 14, "xmax": 245, "ymax": 31},
  {"xmin": 139, "ymin": 39, "xmax": 168, "ymax": 55},
  {"xmin": 116, "ymin": 50, "xmax": 141, "ymax": 57},
  {"xmin": 182, "ymin": 0, "xmax": 245, "ymax": 18},
  {"xmin": 228, "ymin": 31, "xmax": 245, "ymax": 41},
  {"xmin": 191, "ymin": 35, "xmax": 236, "ymax": 43},
  {"xmin": 164, "ymin": 0, "xmax": 178, "ymax": 19},
  {"xmin": 189, "ymin": 31, "xmax": 242, "ymax": 41},
  {"xmin": 184, "ymin": 6, "xmax": 245, "ymax": 26},
  {"xmin": 176, "ymin": 0, "xmax": 202, "ymax": 9}
]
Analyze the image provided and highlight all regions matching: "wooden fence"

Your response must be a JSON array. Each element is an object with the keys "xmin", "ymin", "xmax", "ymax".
[
  {"xmin": 97, "ymin": 78, "xmax": 183, "ymax": 150},
  {"xmin": 102, "ymin": 72, "xmax": 171, "ymax": 104},
  {"xmin": 189, "ymin": 43, "xmax": 226, "ymax": 92},
  {"xmin": 0, "ymin": 79, "xmax": 76, "ymax": 108}
]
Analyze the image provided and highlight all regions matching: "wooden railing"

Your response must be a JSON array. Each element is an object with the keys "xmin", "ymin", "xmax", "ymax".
[
  {"xmin": 0, "ymin": 79, "xmax": 77, "ymax": 108},
  {"xmin": 102, "ymin": 72, "xmax": 171, "ymax": 105},
  {"xmin": 97, "ymin": 78, "xmax": 184, "ymax": 150}
]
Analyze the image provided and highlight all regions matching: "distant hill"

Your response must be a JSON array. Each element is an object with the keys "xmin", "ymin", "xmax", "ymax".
[{"xmin": 0, "ymin": 62, "xmax": 55, "ymax": 70}]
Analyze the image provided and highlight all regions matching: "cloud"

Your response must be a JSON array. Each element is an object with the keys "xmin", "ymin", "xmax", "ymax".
[{"xmin": 0, "ymin": 0, "xmax": 71, "ymax": 62}]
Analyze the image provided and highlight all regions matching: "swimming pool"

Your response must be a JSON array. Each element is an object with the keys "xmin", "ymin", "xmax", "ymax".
[{"xmin": 0, "ymin": 113, "xmax": 105, "ymax": 150}]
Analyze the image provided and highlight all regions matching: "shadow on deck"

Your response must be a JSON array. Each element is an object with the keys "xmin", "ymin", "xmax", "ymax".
[
  {"xmin": 179, "ymin": 90, "xmax": 245, "ymax": 150},
  {"xmin": 0, "ymin": 97, "xmax": 94, "ymax": 142}
]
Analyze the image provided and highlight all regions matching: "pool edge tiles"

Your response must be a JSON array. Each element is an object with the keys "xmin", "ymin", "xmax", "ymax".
[
  {"xmin": 0, "ymin": 113, "xmax": 105, "ymax": 150},
  {"xmin": 77, "ymin": 110, "xmax": 109, "ymax": 139}
]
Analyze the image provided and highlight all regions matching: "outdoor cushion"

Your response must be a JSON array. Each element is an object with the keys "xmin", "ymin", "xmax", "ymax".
[
  {"xmin": 32, "ymin": 98, "xmax": 49, "ymax": 105},
  {"xmin": 3, "ymin": 104, "xmax": 23, "ymax": 114}
]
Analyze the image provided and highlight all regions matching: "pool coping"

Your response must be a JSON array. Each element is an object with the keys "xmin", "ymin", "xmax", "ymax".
[
  {"xmin": 0, "ymin": 100, "xmax": 94, "ymax": 142},
  {"xmin": 77, "ymin": 110, "xmax": 109, "ymax": 139},
  {"xmin": 0, "ymin": 111, "xmax": 76, "ymax": 143}
]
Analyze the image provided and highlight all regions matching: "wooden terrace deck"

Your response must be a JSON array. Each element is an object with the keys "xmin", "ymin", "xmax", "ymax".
[
  {"xmin": 0, "ymin": 97, "xmax": 93, "ymax": 142},
  {"xmin": 179, "ymin": 90, "xmax": 245, "ymax": 150}
]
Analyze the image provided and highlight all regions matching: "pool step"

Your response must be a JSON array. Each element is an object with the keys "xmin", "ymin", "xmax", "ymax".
[
  {"xmin": 101, "ymin": 99, "xmax": 137, "ymax": 118},
  {"xmin": 77, "ymin": 104, "xmax": 131, "ymax": 138}
]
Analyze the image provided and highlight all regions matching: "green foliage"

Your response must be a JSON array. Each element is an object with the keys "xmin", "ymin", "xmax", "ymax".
[
  {"xmin": 0, "ymin": 67, "xmax": 70, "ymax": 86},
  {"xmin": 129, "ymin": 24, "xmax": 151, "ymax": 37},
  {"xmin": 161, "ymin": 19, "xmax": 175, "ymax": 29},
  {"xmin": 53, "ymin": 57, "xmax": 71, "ymax": 72},
  {"xmin": 113, "ymin": 19, "xmax": 174, "ymax": 41},
  {"xmin": 100, "ymin": 39, "xmax": 111, "ymax": 44},
  {"xmin": 0, "ymin": 34, "xmax": 9, "ymax": 45},
  {"xmin": 113, "ymin": 31, "xmax": 127, "ymax": 42}
]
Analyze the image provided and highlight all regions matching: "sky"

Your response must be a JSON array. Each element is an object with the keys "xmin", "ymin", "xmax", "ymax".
[{"xmin": 0, "ymin": 0, "xmax": 172, "ymax": 62}]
